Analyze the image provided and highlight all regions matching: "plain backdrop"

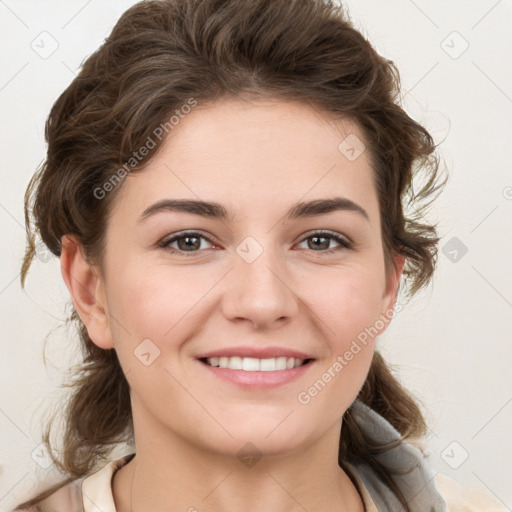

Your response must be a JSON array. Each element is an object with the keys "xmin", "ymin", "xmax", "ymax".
[{"xmin": 1, "ymin": 0, "xmax": 511, "ymax": 510}]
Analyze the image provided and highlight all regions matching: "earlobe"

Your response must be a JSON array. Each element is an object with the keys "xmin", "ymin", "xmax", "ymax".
[{"xmin": 60, "ymin": 234, "xmax": 114, "ymax": 349}]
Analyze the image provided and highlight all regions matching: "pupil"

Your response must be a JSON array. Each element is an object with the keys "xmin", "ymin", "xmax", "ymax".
[
  {"xmin": 179, "ymin": 236, "xmax": 200, "ymax": 251},
  {"xmin": 310, "ymin": 236, "xmax": 328, "ymax": 250}
]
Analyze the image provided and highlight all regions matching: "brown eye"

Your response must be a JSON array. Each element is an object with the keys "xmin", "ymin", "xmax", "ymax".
[
  {"xmin": 159, "ymin": 231, "xmax": 215, "ymax": 256},
  {"xmin": 297, "ymin": 231, "xmax": 352, "ymax": 254}
]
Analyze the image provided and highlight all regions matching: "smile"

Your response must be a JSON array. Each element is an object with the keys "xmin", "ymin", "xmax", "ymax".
[
  {"xmin": 197, "ymin": 356, "xmax": 315, "ymax": 389},
  {"xmin": 201, "ymin": 356, "xmax": 311, "ymax": 371}
]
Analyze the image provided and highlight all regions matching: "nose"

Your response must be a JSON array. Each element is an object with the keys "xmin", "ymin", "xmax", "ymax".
[{"xmin": 221, "ymin": 243, "xmax": 299, "ymax": 330}]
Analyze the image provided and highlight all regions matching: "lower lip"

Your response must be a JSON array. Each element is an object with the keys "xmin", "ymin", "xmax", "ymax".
[{"xmin": 197, "ymin": 359, "xmax": 315, "ymax": 389}]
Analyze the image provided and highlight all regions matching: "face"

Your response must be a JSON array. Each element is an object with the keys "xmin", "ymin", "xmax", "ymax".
[{"xmin": 66, "ymin": 97, "xmax": 403, "ymax": 459}]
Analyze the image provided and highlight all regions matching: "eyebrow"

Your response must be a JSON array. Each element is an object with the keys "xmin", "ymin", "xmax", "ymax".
[{"xmin": 138, "ymin": 196, "xmax": 369, "ymax": 223}]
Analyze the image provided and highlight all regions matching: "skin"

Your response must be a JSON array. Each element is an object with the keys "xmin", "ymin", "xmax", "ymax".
[{"xmin": 60, "ymin": 96, "xmax": 404, "ymax": 512}]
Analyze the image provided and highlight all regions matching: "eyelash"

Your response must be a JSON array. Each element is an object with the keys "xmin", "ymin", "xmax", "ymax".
[{"xmin": 158, "ymin": 230, "xmax": 352, "ymax": 257}]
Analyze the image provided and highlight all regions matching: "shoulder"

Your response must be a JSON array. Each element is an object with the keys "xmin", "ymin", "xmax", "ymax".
[
  {"xmin": 405, "ymin": 437, "xmax": 506, "ymax": 512},
  {"xmin": 347, "ymin": 406, "xmax": 505, "ymax": 511},
  {"xmin": 11, "ymin": 453, "xmax": 134, "ymax": 512},
  {"xmin": 434, "ymin": 473, "xmax": 507, "ymax": 512},
  {"xmin": 11, "ymin": 478, "xmax": 85, "ymax": 512}
]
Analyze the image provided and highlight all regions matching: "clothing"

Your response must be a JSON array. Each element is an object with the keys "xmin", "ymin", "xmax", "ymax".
[{"xmin": 13, "ymin": 400, "xmax": 506, "ymax": 511}]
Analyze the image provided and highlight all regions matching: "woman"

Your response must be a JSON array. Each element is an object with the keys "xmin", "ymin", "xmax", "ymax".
[{"xmin": 13, "ymin": 0, "xmax": 505, "ymax": 510}]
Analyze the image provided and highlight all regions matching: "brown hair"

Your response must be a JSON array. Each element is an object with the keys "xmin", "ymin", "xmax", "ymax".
[{"xmin": 16, "ymin": 0, "xmax": 445, "ymax": 509}]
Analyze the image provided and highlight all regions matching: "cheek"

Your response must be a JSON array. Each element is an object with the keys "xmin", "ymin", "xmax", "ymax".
[
  {"xmin": 299, "ymin": 268, "xmax": 384, "ymax": 404},
  {"xmin": 104, "ymin": 266, "xmax": 206, "ymax": 423},
  {"xmin": 108, "ymin": 261, "xmax": 210, "ymax": 334},
  {"xmin": 309, "ymin": 265, "xmax": 386, "ymax": 346},
  {"xmin": 105, "ymin": 262, "xmax": 219, "ymax": 376}
]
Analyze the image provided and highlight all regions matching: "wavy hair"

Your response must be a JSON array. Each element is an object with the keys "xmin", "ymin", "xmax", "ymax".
[{"xmin": 15, "ymin": 0, "xmax": 446, "ymax": 509}]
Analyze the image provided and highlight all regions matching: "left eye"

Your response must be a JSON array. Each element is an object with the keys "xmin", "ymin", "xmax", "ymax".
[
  {"xmin": 159, "ymin": 230, "xmax": 351, "ymax": 256},
  {"xmin": 296, "ymin": 231, "xmax": 352, "ymax": 253}
]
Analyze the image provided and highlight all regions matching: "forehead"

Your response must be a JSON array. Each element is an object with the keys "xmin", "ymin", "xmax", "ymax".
[
  {"xmin": 163, "ymin": 96, "xmax": 369, "ymax": 171},
  {"xmin": 112, "ymin": 97, "xmax": 378, "ymax": 223}
]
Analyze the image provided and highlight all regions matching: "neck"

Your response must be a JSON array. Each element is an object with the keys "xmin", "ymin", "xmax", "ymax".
[{"xmin": 112, "ymin": 417, "xmax": 364, "ymax": 512}]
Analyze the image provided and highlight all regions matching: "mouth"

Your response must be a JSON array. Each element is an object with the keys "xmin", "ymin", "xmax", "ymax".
[
  {"xmin": 199, "ymin": 356, "xmax": 314, "ymax": 371},
  {"xmin": 196, "ymin": 356, "xmax": 315, "ymax": 389}
]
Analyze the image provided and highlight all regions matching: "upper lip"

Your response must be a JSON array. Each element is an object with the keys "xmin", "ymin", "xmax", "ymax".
[{"xmin": 196, "ymin": 346, "xmax": 314, "ymax": 360}]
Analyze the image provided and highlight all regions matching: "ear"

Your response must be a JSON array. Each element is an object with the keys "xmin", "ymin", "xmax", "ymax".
[
  {"xmin": 378, "ymin": 252, "xmax": 406, "ymax": 332},
  {"xmin": 60, "ymin": 234, "xmax": 114, "ymax": 349}
]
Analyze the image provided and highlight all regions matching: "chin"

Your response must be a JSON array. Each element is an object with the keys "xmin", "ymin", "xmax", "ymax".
[{"xmin": 200, "ymin": 417, "xmax": 316, "ymax": 458}]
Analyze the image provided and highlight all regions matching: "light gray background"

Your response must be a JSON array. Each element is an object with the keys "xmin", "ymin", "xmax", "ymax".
[{"xmin": 1, "ymin": 0, "xmax": 511, "ymax": 509}]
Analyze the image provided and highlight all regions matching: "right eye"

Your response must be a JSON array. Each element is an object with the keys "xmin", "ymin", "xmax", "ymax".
[{"xmin": 159, "ymin": 231, "xmax": 217, "ymax": 256}]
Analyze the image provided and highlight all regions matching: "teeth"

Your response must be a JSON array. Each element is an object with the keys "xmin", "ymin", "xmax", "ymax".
[{"xmin": 205, "ymin": 356, "xmax": 306, "ymax": 371}]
